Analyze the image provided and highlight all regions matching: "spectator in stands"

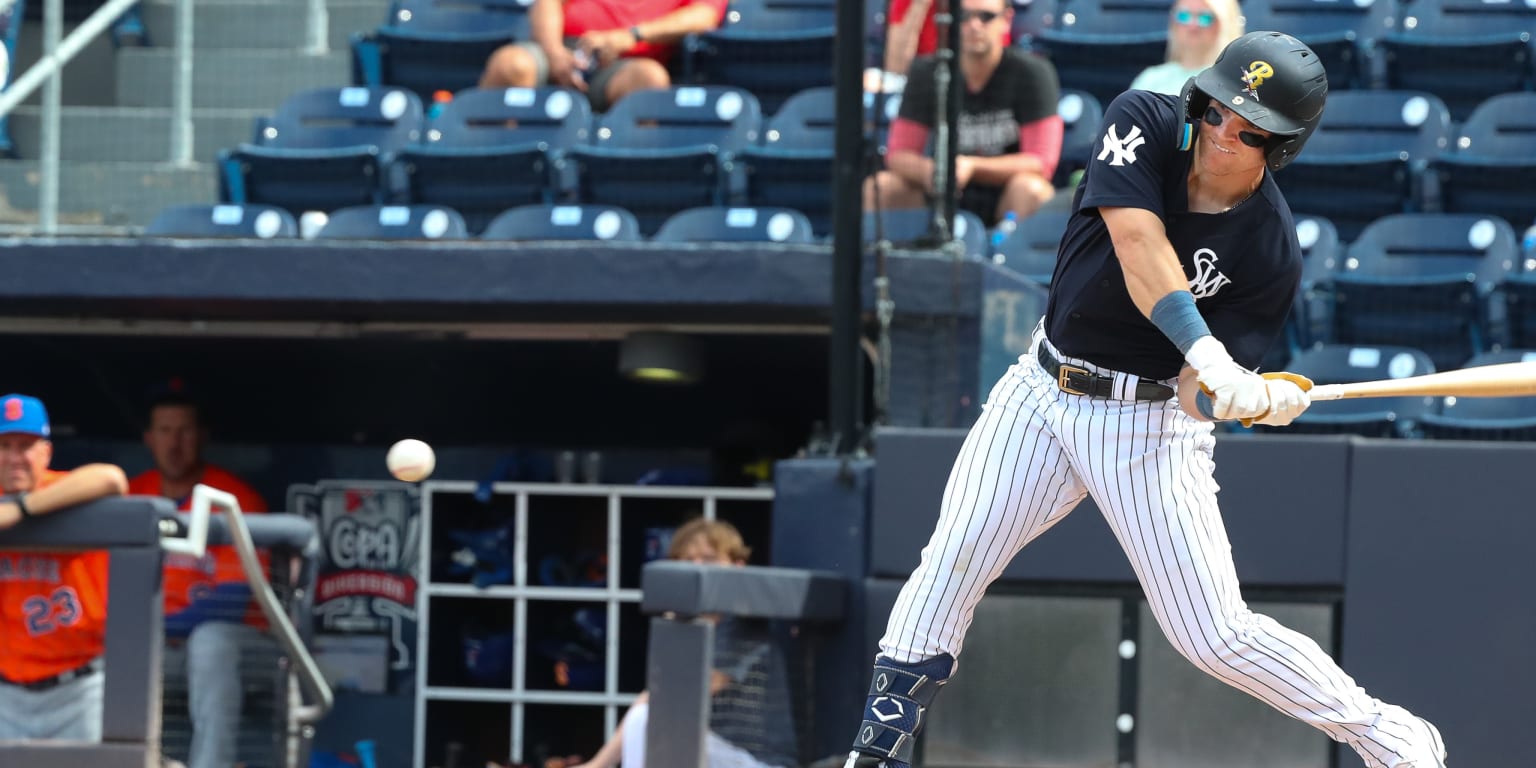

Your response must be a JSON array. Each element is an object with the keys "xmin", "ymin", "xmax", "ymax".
[
  {"xmin": 128, "ymin": 388, "xmax": 272, "ymax": 768},
  {"xmin": 565, "ymin": 518, "xmax": 796, "ymax": 768},
  {"xmin": 877, "ymin": 0, "xmax": 1012, "ymax": 82},
  {"xmin": 479, "ymin": 0, "xmax": 729, "ymax": 112},
  {"xmin": 866, "ymin": 0, "xmax": 1063, "ymax": 226},
  {"xmin": 1130, "ymin": 0, "xmax": 1243, "ymax": 95},
  {"xmin": 0, "ymin": 394, "xmax": 129, "ymax": 742}
]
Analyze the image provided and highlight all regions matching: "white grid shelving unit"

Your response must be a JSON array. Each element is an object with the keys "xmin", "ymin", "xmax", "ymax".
[{"xmin": 412, "ymin": 481, "xmax": 774, "ymax": 768}]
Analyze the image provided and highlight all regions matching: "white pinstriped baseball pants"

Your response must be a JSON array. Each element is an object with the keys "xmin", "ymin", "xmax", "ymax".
[{"xmin": 878, "ymin": 325, "xmax": 1444, "ymax": 768}]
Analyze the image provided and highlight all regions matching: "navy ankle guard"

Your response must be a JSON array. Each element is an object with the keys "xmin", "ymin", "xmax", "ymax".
[{"xmin": 851, "ymin": 654, "xmax": 954, "ymax": 764}]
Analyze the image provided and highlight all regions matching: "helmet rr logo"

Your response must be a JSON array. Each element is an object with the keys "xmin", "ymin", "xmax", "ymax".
[{"xmin": 1241, "ymin": 60, "xmax": 1274, "ymax": 100}]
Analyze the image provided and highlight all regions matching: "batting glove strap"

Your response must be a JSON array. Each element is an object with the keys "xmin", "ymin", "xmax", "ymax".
[
  {"xmin": 853, "ymin": 717, "xmax": 920, "ymax": 763},
  {"xmin": 867, "ymin": 660, "xmax": 950, "ymax": 705}
]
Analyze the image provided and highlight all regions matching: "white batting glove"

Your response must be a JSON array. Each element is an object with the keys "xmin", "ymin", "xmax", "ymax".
[
  {"xmin": 1252, "ymin": 374, "xmax": 1313, "ymax": 427},
  {"xmin": 1186, "ymin": 337, "xmax": 1271, "ymax": 421}
]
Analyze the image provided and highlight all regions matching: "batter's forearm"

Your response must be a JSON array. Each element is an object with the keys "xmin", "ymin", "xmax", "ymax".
[{"xmin": 1101, "ymin": 207, "xmax": 1193, "ymax": 318}]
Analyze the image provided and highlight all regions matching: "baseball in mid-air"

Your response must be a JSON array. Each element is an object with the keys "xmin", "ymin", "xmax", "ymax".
[{"xmin": 386, "ymin": 438, "xmax": 435, "ymax": 482}]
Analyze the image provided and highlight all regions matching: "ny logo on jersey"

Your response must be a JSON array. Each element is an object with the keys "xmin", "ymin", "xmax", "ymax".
[
  {"xmin": 1097, "ymin": 124, "xmax": 1146, "ymax": 166},
  {"xmin": 1189, "ymin": 248, "xmax": 1232, "ymax": 298}
]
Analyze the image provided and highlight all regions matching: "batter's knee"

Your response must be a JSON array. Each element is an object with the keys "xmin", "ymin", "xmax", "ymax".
[{"xmin": 481, "ymin": 44, "xmax": 538, "ymax": 88}]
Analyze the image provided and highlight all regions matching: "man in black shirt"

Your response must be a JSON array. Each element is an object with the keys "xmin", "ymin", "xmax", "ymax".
[
  {"xmin": 866, "ymin": 0, "xmax": 1062, "ymax": 226},
  {"xmin": 845, "ymin": 32, "xmax": 1449, "ymax": 768}
]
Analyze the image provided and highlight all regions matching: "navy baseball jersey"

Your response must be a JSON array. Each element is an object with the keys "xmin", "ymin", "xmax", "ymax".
[{"xmin": 1044, "ymin": 90, "xmax": 1303, "ymax": 381}]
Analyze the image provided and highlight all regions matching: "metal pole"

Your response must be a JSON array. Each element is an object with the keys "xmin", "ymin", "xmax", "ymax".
[
  {"xmin": 829, "ymin": 0, "xmax": 868, "ymax": 454},
  {"xmin": 929, "ymin": 0, "xmax": 960, "ymax": 247},
  {"xmin": 305, "ymin": 0, "xmax": 330, "ymax": 55},
  {"xmin": 0, "ymin": 0, "xmax": 145, "ymax": 119},
  {"xmin": 170, "ymin": 0, "xmax": 194, "ymax": 165},
  {"xmin": 39, "ymin": 0, "xmax": 61, "ymax": 233}
]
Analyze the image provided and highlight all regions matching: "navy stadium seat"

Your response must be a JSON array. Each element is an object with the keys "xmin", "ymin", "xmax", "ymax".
[
  {"xmin": 1273, "ymin": 90, "xmax": 1450, "ymax": 242},
  {"xmin": 351, "ymin": 0, "xmax": 532, "ymax": 101},
  {"xmin": 1011, "ymin": 0, "xmax": 1060, "ymax": 51},
  {"xmin": 566, "ymin": 86, "xmax": 761, "ymax": 235},
  {"xmin": 685, "ymin": 0, "xmax": 835, "ymax": 114},
  {"xmin": 1327, "ymin": 213, "xmax": 1518, "ymax": 370},
  {"xmin": 314, "ymin": 204, "xmax": 468, "ymax": 240},
  {"xmin": 479, "ymin": 203, "xmax": 641, "ymax": 241},
  {"xmin": 653, "ymin": 206, "xmax": 815, "ymax": 243},
  {"xmin": 1030, "ymin": 0, "xmax": 1167, "ymax": 107},
  {"xmin": 219, "ymin": 86, "xmax": 424, "ymax": 216},
  {"xmin": 738, "ymin": 86, "xmax": 835, "ymax": 235},
  {"xmin": 1429, "ymin": 93, "xmax": 1536, "ymax": 231},
  {"xmin": 1253, "ymin": 343, "xmax": 1436, "ymax": 438},
  {"xmin": 145, "ymin": 204, "xmax": 299, "ymax": 239},
  {"xmin": 1237, "ymin": 0, "xmax": 1398, "ymax": 90},
  {"xmin": 864, "ymin": 208, "xmax": 989, "ymax": 261},
  {"xmin": 1054, "ymin": 88, "xmax": 1102, "ymax": 188},
  {"xmin": 1492, "ymin": 233, "xmax": 1536, "ymax": 349},
  {"xmin": 991, "ymin": 208, "xmax": 1070, "ymax": 285},
  {"xmin": 396, "ymin": 86, "xmax": 590, "ymax": 234},
  {"xmin": 1416, "ymin": 350, "xmax": 1536, "ymax": 441},
  {"xmin": 1376, "ymin": 0, "xmax": 1536, "ymax": 121},
  {"xmin": 1293, "ymin": 215, "xmax": 1343, "ymax": 350}
]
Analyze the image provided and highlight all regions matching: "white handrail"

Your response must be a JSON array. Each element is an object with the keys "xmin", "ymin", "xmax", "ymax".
[{"xmin": 0, "ymin": 0, "xmax": 143, "ymax": 119}]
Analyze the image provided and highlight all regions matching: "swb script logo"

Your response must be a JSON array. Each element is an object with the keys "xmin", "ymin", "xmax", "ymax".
[
  {"xmin": 1097, "ymin": 124, "xmax": 1145, "ymax": 166},
  {"xmin": 1189, "ymin": 248, "xmax": 1231, "ymax": 298}
]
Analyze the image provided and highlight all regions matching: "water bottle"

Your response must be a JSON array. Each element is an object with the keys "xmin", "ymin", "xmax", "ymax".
[{"xmin": 990, "ymin": 210, "xmax": 1018, "ymax": 265}]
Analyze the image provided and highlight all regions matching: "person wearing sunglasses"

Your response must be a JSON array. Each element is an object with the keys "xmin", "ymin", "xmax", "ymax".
[
  {"xmin": 1131, "ymin": 0, "xmax": 1243, "ymax": 95},
  {"xmin": 845, "ymin": 31, "xmax": 1450, "ymax": 768},
  {"xmin": 866, "ymin": 0, "xmax": 1064, "ymax": 227}
]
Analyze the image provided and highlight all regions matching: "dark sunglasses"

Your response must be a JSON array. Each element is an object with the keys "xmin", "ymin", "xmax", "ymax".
[
  {"xmin": 1204, "ymin": 105, "xmax": 1270, "ymax": 148},
  {"xmin": 1174, "ymin": 9, "xmax": 1215, "ymax": 27},
  {"xmin": 959, "ymin": 9, "xmax": 1002, "ymax": 23}
]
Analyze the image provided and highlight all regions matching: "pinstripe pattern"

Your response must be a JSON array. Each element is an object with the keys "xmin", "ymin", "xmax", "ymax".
[{"xmin": 877, "ymin": 324, "xmax": 1445, "ymax": 767}]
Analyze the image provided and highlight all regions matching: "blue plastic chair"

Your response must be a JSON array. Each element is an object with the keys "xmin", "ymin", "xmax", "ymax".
[
  {"xmin": 219, "ymin": 86, "xmax": 424, "ymax": 216},
  {"xmin": 1430, "ymin": 93, "xmax": 1536, "ymax": 231},
  {"xmin": 1253, "ymin": 343, "xmax": 1437, "ymax": 438},
  {"xmin": 738, "ymin": 87, "xmax": 836, "ymax": 236},
  {"xmin": 1030, "ymin": 0, "xmax": 1167, "ymax": 106},
  {"xmin": 1293, "ymin": 215, "xmax": 1343, "ymax": 349},
  {"xmin": 1273, "ymin": 90, "xmax": 1451, "ymax": 242},
  {"xmin": 684, "ymin": 0, "xmax": 836, "ymax": 114},
  {"xmin": 566, "ymin": 86, "xmax": 762, "ymax": 235},
  {"xmin": 1417, "ymin": 350, "xmax": 1536, "ymax": 441},
  {"xmin": 1012, "ymin": 0, "xmax": 1060, "ymax": 50},
  {"xmin": 145, "ymin": 204, "xmax": 299, "ymax": 239},
  {"xmin": 1054, "ymin": 89, "xmax": 1102, "ymax": 188},
  {"xmin": 1327, "ymin": 213, "xmax": 1518, "ymax": 370},
  {"xmin": 1237, "ymin": 0, "xmax": 1398, "ymax": 90},
  {"xmin": 396, "ymin": 86, "xmax": 590, "ymax": 234},
  {"xmin": 479, "ymin": 204, "xmax": 641, "ymax": 241},
  {"xmin": 1376, "ymin": 0, "xmax": 1536, "ymax": 120},
  {"xmin": 350, "ymin": 0, "xmax": 532, "ymax": 100},
  {"xmin": 864, "ymin": 208, "xmax": 990, "ymax": 261},
  {"xmin": 653, "ymin": 206, "xmax": 815, "ymax": 244},
  {"xmin": 992, "ymin": 209, "xmax": 1070, "ymax": 285},
  {"xmin": 314, "ymin": 204, "xmax": 468, "ymax": 240}
]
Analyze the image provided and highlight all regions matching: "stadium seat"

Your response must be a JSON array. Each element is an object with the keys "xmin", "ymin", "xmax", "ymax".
[
  {"xmin": 653, "ymin": 206, "xmax": 815, "ymax": 243},
  {"xmin": 1054, "ymin": 89, "xmax": 1102, "ymax": 188},
  {"xmin": 684, "ymin": 0, "xmax": 836, "ymax": 114},
  {"xmin": 864, "ymin": 207, "xmax": 989, "ymax": 261},
  {"xmin": 1293, "ymin": 215, "xmax": 1343, "ymax": 350},
  {"xmin": 145, "ymin": 204, "xmax": 299, "ymax": 239},
  {"xmin": 396, "ymin": 86, "xmax": 591, "ymax": 234},
  {"xmin": 1012, "ymin": 0, "xmax": 1060, "ymax": 50},
  {"xmin": 992, "ymin": 208, "xmax": 1070, "ymax": 285},
  {"xmin": 738, "ymin": 87, "xmax": 835, "ymax": 235},
  {"xmin": 1272, "ymin": 90, "xmax": 1450, "ymax": 242},
  {"xmin": 1429, "ymin": 93, "xmax": 1536, "ymax": 231},
  {"xmin": 1492, "ymin": 231, "xmax": 1536, "ymax": 349},
  {"xmin": 1416, "ymin": 350, "xmax": 1536, "ymax": 441},
  {"xmin": 479, "ymin": 203, "xmax": 641, "ymax": 241},
  {"xmin": 314, "ymin": 204, "xmax": 468, "ymax": 240},
  {"xmin": 1326, "ymin": 213, "xmax": 1518, "ymax": 370},
  {"xmin": 1236, "ymin": 0, "xmax": 1398, "ymax": 90},
  {"xmin": 350, "ymin": 0, "xmax": 532, "ymax": 101},
  {"xmin": 1253, "ymin": 343, "xmax": 1436, "ymax": 438},
  {"xmin": 1376, "ymin": 0, "xmax": 1536, "ymax": 121},
  {"xmin": 1030, "ymin": 0, "xmax": 1167, "ymax": 107},
  {"xmin": 219, "ymin": 86, "xmax": 424, "ymax": 216},
  {"xmin": 566, "ymin": 86, "xmax": 761, "ymax": 235}
]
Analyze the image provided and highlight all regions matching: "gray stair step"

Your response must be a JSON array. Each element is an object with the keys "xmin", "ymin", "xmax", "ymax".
[
  {"xmin": 139, "ymin": 0, "xmax": 390, "ymax": 51},
  {"xmin": 116, "ymin": 48, "xmax": 351, "ymax": 110},
  {"xmin": 8, "ymin": 107, "xmax": 263, "ymax": 163},
  {"xmin": 0, "ymin": 161, "xmax": 218, "ymax": 227}
]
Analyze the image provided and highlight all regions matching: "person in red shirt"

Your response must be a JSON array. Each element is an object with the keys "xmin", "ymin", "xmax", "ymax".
[
  {"xmin": 880, "ymin": 0, "xmax": 1012, "ymax": 79},
  {"xmin": 0, "ymin": 394, "xmax": 129, "ymax": 742},
  {"xmin": 479, "ymin": 0, "xmax": 729, "ymax": 111},
  {"xmin": 128, "ymin": 390, "xmax": 270, "ymax": 768}
]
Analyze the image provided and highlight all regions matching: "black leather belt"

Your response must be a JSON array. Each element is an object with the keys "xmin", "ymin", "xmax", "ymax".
[
  {"xmin": 0, "ymin": 659, "xmax": 101, "ymax": 692},
  {"xmin": 1037, "ymin": 346, "xmax": 1175, "ymax": 402}
]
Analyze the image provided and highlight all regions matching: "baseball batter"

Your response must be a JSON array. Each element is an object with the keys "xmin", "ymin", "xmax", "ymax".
[{"xmin": 846, "ymin": 33, "xmax": 1448, "ymax": 768}]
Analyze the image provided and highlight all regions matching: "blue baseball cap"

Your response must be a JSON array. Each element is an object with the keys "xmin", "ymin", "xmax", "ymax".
[{"xmin": 0, "ymin": 394, "xmax": 50, "ymax": 437}]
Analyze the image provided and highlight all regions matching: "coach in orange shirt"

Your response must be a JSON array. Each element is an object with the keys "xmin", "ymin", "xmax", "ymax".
[
  {"xmin": 129, "ymin": 390, "xmax": 270, "ymax": 768},
  {"xmin": 0, "ymin": 393, "xmax": 128, "ymax": 742}
]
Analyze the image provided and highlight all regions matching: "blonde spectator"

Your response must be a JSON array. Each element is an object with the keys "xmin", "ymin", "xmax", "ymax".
[{"xmin": 1130, "ymin": 0, "xmax": 1243, "ymax": 95}]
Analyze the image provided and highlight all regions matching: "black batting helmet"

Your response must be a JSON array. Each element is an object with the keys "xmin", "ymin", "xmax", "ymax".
[{"xmin": 1181, "ymin": 31, "xmax": 1329, "ymax": 171}]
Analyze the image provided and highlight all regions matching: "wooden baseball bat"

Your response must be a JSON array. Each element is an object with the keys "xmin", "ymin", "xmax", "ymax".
[{"xmin": 1306, "ymin": 361, "xmax": 1536, "ymax": 401}]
